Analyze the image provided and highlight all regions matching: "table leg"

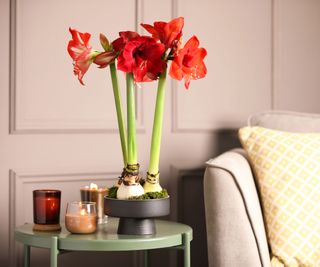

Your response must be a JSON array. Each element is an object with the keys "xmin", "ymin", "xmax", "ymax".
[
  {"xmin": 50, "ymin": 236, "xmax": 59, "ymax": 267},
  {"xmin": 183, "ymin": 233, "xmax": 191, "ymax": 267},
  {"xmin": 143, "ymin": 250, "xmax": 148, "ymax": 267},
  {"xmin": 23, "ymin": 245, "xmax": 30, "ymax": 267}
]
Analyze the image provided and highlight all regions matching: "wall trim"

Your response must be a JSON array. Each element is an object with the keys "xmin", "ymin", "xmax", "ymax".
[
  {"xmin": 271, "ymin": 0, "xmax": 275, "ymax": 110},
  {"xmin": 9, "ymin": 0, "xmax": 17, "ymax": 136}
]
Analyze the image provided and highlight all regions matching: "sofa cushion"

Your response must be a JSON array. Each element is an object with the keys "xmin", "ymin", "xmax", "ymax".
[
  {"xmin": 248, "ymin": 110, "xmax": 320, "ymax": 132},
  {"xmin": 239, "ymin": 126, "xmax": 320, "ymax": 267}
]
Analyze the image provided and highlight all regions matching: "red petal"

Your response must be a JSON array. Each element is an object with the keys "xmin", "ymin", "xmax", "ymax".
[
  {"xmin": 112, "ymin": 31, "xmax": 139, "ymax": 52},
  {"xmin": 67, "ymin": 40, "xmax": 82, "ymax": 60},
  {"xmin": 164, "ymin": 17, "xmax": 184, "ymax": 47},
  {"xmin": 73, "ymin": 49, "xmax": 96, "ymax": 85},
  {"xmin": 142, "ymin": 42, "xmax": 165, "ymax": 60},
  {"xmin": 184, "ymin": 75, "xmax": 191, "ymax": 89},
  {"xmin": 68, "ymin": 28, "xmax": 93, "ymax": 61},
  {"xmin": 169, "ymin": 60, "xmax": 184, "ymax": 81},
  {"xmin": 167, "ymin": 17, "xmax": 184, "ymax": 32},
  {"xmin": 73, "ymin": 59, "xmax": 91, "ymax": 85},
  {"xmin": 119, "ymin": 31, "xmax": 139, "ymax": 41},
  {"xmin": 184, "ymin": 36, "xmax": 200, "ymax": 50},
  {"xmin": 117, "ymin": 44, "xmax": 136, "ymax": 72},
  {"xmin": 133, "ymin": 62, "xmax": 148, "ymax": 82},
  {"xmin": 141, "ymin": 18, "xmax": 184, "ymax": 49},
  {"xmin": 140, "ymin": 23, "xmax": 159, "ymax": 39},
  {"xmin": 112, "ymin": 37, "xmax": 125, "ymax": 52},
  {"xmin": 69, "ymin": 28, "xmax": 91, "ymax": 47},
  {"xmin": 153, "ymin": 22, "xmax": 166, "ymax": 40},
  {"xmin": 185, "ymin": 47, "xmax": 207, "ymax": 67},
  {"xmin": 196, "ymin": 61, "xmax": 207, "ymax": 78}
]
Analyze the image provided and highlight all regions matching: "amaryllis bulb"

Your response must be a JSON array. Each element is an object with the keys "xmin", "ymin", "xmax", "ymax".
[
  {"xmin": 143, "ymin": 181, "xmax": 162, "ymax": 193},
  {"xmin": 116, "ymin": 183, "xmax": 144, "ymax": 200}
]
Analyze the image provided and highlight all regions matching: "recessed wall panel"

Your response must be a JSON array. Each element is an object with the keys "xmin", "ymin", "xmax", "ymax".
[
  {"xmin": 174, "ymin": 0, "xmax": 272, "ymax": 131},
  {"xmin": 273, "ymin": 0, "xmax": 320, "ymax": 113},
  {"xmin": 12, "ymin": 0, "xmax": 138, "ymax": 132}
]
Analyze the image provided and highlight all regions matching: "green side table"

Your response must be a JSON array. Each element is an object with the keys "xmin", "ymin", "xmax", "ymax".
[{"xmin": 15, "ymin": 218, "xmax": 193, "ymax": 267}]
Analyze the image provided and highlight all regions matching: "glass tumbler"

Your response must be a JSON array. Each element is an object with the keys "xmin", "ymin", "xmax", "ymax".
[{"xmin": 65, "ymin": 201, "xmax": 97, "ymax": 234}]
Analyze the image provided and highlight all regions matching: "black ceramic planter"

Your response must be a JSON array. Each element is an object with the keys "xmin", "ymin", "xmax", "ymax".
[{"xmin": 104, "ymin": 197, "xmax": 170, "ymax": 235}]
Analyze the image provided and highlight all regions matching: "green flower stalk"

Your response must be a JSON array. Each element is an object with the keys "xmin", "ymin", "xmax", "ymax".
[
  {"xmin": 144, "ymin": 68, "xmax": 167, "ymax": 193},
  {"xmin": 116, "ymin": 73, "xmax": 144, "ymax": 199},
  {"xmin": 109, "ymin": 63, "xmax": 128, "ymax": 167},
  {"xmin": 126, "ymin": 73, "xmax": 138, "ymax": 165}
]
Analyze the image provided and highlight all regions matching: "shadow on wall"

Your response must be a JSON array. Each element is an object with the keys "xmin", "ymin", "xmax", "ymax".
[{"xmin": 177, "ymin": 129, "xmax": 240, "ymax": 267}]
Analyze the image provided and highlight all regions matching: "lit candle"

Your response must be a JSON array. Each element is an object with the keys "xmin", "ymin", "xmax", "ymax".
[
  {"xmin": 80, "ymin": 183, "xmax": 98, "ymax": 203},
  {"xmin": 33, "ymin": 189, "xmax": 61, "ymax": 231},
  {"xmin": 65, "ymin": 201, "xmax": 97, "ymax": 234},
  {"xmin": 80, "ymin": 183, "xmax": 108, "ymax": 224}
]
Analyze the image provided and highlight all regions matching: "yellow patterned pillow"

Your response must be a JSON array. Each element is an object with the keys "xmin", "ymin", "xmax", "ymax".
[{"xmin": 239, "ymin": 126, "xmax": 320, "ymax": 267}]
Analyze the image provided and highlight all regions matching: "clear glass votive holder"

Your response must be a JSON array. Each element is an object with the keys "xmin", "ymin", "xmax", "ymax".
[
  {"xmin": 33, "ymin": 189, "xmax": 61, "ymax": 231},
  {"xmin": 65, "ymin": 201, "xmax": 97, "ymax": 234}
]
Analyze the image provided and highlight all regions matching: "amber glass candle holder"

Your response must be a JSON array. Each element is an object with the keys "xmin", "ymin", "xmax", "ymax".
[
  {"xmin": 80, "ymin": 185, "xmax": 108, "ymax": 224},
  {"xmin": 33, "ymin": 189, "xmax": 61, "ymax": 231},
  {"xmin": 65, "ymin": 201, "xmax": 97, "ymax": 234}
]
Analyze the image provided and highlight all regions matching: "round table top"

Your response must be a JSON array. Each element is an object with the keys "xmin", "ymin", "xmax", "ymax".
[{"xmin": 15, "ymin": 218, "xmax": 193, "ymax": 251}]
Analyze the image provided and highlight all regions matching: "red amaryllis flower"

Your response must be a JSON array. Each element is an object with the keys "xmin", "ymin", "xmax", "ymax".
[
  {"xmin": 67, "ymin": 28, "xmax": 97, "ymax": 85},
  {"xmin": 117, "ymin": 36, "xmax": 165, "ymax": 82},
  {"xmin": 112, "ymin": 31, "xmax": 140, "ymax": 52},
  {"xmin": 169, "ymin": 36, "xmax": 207, "ymax": 89},
  {"xmin": 141, "ymin": 17, "xmax": 184, "ymax": 51}
]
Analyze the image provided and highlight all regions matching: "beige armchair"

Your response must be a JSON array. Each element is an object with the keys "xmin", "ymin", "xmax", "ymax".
[{"xmin": 203, "ymin": 111, "xmax": 320, "ymax": 267}]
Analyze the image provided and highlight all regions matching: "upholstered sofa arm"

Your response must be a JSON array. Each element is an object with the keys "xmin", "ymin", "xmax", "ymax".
[{"xmin": 204, "ymin": 149, "xmax": 270, "ymax": 267}]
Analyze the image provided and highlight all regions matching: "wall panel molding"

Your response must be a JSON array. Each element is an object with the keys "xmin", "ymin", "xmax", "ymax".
[
  {"xmin": 9, "ymin": 0, "xmax": 145, "ymax": 134},
  {"xmin": 9, "ymin": 168, "xmax": 118, "ymax": 267},
  {"xmin": 270, "ymin": 0, "xmax": 275, "ymax": 110}
]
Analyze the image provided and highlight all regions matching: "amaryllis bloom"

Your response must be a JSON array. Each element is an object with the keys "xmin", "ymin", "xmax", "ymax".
[
  {"xmin": 117, "ymin": 36, "xmax": 165, "ymax": 82},
  {"xmin": 141, "ymin": 17, "xmax": 184, "ymax": 51},
  {"xmin": 169, "ymin": 36, "xmax": 207, "ymax": 89},
  {"xmin": 112, "ymin": 31, "xmax": 140, "ymax": 52},
  {"xmin": 67, "ymin": 28, "xmax": 98, "ymax": 85}
]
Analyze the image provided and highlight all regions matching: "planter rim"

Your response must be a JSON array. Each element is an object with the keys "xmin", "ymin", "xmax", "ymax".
[{"xmin": 104, "ymin": 196, "xmax": 170, "ymax": 202}]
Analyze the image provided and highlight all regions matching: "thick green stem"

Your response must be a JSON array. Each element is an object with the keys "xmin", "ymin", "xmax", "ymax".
[
  {"xmin": 148, "ymin": 68, "xmax": 167, "ymax": 175},
  {"xmin": 110, "ymin": 63, "xmax": 128, "ymax": 166},
  {"xmin": 126, "ymin": 73, "xmax": 137, "ymax": 165}
]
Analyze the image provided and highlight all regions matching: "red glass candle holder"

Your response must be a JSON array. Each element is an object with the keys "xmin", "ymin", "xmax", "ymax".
[{"xmin": 33, "ymin": 189, "xmax": 61, "ymax": 231}]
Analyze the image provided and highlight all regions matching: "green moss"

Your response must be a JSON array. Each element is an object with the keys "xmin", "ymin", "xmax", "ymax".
[
  {"xmin": 129, "ymin": 189, "xmax": 169, "ymax": 200},
  {"xmin": 107, "ymin": 186, "xmax": 169, "ymax": 200},
  {"xmin": 108, "ymin": 186, "xmax": 118, "ymax": 199}
]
